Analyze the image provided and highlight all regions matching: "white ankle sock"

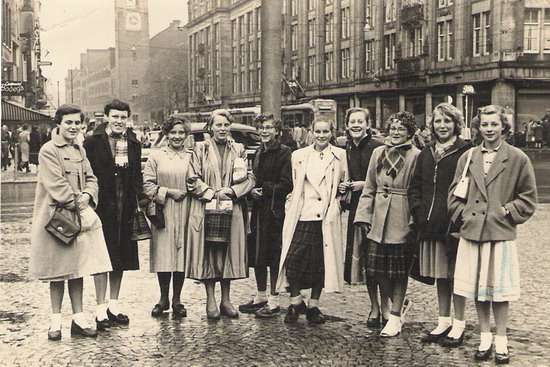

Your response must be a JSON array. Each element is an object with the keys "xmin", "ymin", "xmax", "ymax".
[
  {"xmin": 290, "ymin": 295, "xmax": 303, "ymax": 306},
  {"xmin": 308, "ymin": 299, "xmax": 319, "ymax": 309},
  {"xmin": 447, "ymin": 319, "xmax": 466, "ymax": 339},
  {"xmin": 431, "ymin": 316, "xmax": 452, "ymax": 335},
  {"xmin": 267, "ymin": 294, "xmax": 279, "ymax": 309},
  {"xmin": 254, "ymin": 291, "xmax": 267, "ymax": 304},
  {"xmin": 108, "ymin": 299, "xmax": 121, "ymax": 315},
  {"xmin": 72, "ymin": 312, "xmax": 90, "ymax": 328},
  {"xmin": 495, "ymin": 335, "xmax": 508, "ymax": 354},
  {"xmin": 50, "ymin": 313, "xmax": 62, "ymax": 331},
  {"xmin": 96, "ymin": 303, "xmax": 108, "ymax": 320},
  {"xmin": 479, "ymin": 332, "xmax": 493, "ymax": 351}
]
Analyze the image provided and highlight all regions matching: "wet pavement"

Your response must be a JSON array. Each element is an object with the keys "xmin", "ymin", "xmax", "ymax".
[{"xmin": 0, "ymin": 204, "xmax": 549, "ymax": 366}]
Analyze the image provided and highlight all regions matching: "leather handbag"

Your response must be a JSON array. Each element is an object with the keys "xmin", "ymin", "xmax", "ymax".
[
  {"xmin": 146, "ymin": 200, "xmax": 165, "ymax": 229},
  {"xmin": 45, "ymin": 194, "xmax": 82, "ymax": 246},
  {"xmin": 453, "ymin": 148, "xmax": 474, "ymax": 199},
  {"xmin": 131, "ymin": 197, "xmax": 152, "ymax": 241}
]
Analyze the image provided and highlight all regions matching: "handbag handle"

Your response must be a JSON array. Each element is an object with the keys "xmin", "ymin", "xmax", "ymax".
[
  {"xmin": 55, "ymin": 193, "xmax": 82, "ymax": 226},
  {"xmin": 460, "ymin": 148, "xmax": 474, "ymax": 181}
]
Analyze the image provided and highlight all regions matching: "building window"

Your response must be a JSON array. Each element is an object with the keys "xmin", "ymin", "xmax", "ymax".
[
  {"xmin": 291, "ymin": 0, "xmax": 297, "ymax": 16},
  {"xmin": 341, "ymin": 7, "xmax": 351, "ymax": 39},
  {"xmin": 448, "ymin": 20, "xmax": 454, "ymax": 59},
  {"xmin": 384, "ymin": 33, "xmax": 396, "ymax": 70},
  {"xmin": 256, "ymin": 9, "xmax": 261, "ymax": 31},
  {"xmin": 232, "ymin": 19, "xmax": 237, "ymax": 41},
  {"xmin": 233, "ymin": 73, "xmax": 238, "ymax": 93},
  {"xmin": 308, "ymin": 0, "xmax": 316, "ymax": 11},
  {"xmin": 249, "ymin": 69, "xmax": 255, "ymax": 91},
  {"xmin": 365, "ymin": 40, "xmax": 373, "ymax": 72},
  {"xmin": 132, "ymin": 79, "xmax": 138, "ymax": 87},
  {"xmin": 233, "ymin": 46, "xmax": 237, "ymax": 67},
  {"xmin": 341, "ymin": 48, "xmax": 350, "ymax": 78},
  {"xmin": 325, "ymin": 13, "xmax": 334, "ymax": 43},
  {"xmin": 324, "ymin": 52, "xmax": 334, "ymax": 80},
  {"xmin": 308, "ymin": 55, "xmax": 316, "ymax": 82},
  {"xmin": 407, "ymin": 27, "xmax": 422, "ymax": 57},
  {"xmin": 214, "ymin": 23, "xmax": 220, "ymax": 44},
  {"xmin": 438, "ymin": 0, "xmax": 453, "ymax": 8},
  {"xmin": 240, "ymin": 43, "xmax": 245, "ymax": 65},
  {"xmin": 524, "ymin": 8, "xmax": 539, "ymax": 53},
  {"xmin": 257, "ymin": 66, "xmax": 261, "ymax": 89},
  {"xmin": 291, "ymin": 24, "xmax": 298, "ymax": 51},
  {"xmin": 437, "ymin": 21, "xmax": 453, "ymax": 61},
  {"xmin": 308, "ymin": 19, "xmax": 316, "ymax": 47},
  {"xmin": 291, "ymin": 58, "xmax": 298, "ymax": 78},
  {"xmin": 240, "ymin": 71, "xmax": 245, "ymax": 92},
  {"xmin": 473, "ymin": 11, "xmax": 491, "ymax": 56},
  {"xmin": 385, "ymin": 0, "xmax": 396, "ymax": 23},
  {"xmin": 257, "ymin": 38, "xmax": 261, "ymax": 61},
  {"xmin": 365, "ymin": 0, "xmax": 373, "ymax": 28}
]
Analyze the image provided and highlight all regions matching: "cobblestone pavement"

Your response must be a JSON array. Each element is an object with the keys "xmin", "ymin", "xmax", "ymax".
[{"xmin": 1, "ymin": 205, "xmax": 549, "ymax": 367}]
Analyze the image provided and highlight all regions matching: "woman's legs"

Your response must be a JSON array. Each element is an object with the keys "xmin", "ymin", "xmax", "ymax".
[
  {"xmin": 220, "ymin": 279, "xmax": 232, "ymax": 307},
  {"xmin": 204, "ymin": 280, "xmax": 217, "ymax": 312},
  {"xmin": 475, "ymin": 300, "xmax": 493, "ymax": 351},
  {"xmin": 437, "ymin": 278, "xmax": 452, "ymax": 317},
  {"xmin": 50, "ymin": 281, "xmax": 65, "ymax": 315},
  {"xmin": 255, "ymin": 266, "xmax": 268, "ymax": 293},
  {"xmin": 93, "ymin": 272, "xmax": 109, "ymax": 322},
  {"xmin": 366, "ymin": 278, "xmax": 380, "ymax": 319},
  {"xmin": 68, "ymin": 278, "xmax": 84, "ymax": 314},
  {"xmin": 391, "ymin": 278, "xmax": 408, "ymax": 316},
  {"xmin": 172, "ymin": 272, "xmax": 185, "ymax": 306},
  {"xmin": 157, "ymin": 272, "xmax": 171, "ymax": 308},
  {"xmin": 493, "ymin": 301, "xmax": 509, "ymax": 354},
  {"xmin": 268, "ymin": 265, "xmax": 278, "ymax": 296}
]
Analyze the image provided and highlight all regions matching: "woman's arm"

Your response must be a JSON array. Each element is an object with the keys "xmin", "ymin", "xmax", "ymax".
[
  {"xmin": 38, "ymin": 146, "xmax": 76, "ymax": 209},
  {"xmin": 261, "ymin": 148, "xmax": 292, "ymax": 198},
  {"xmin": 505, "ymin": 154, "xmax": 537, "ymax": 224},
  {"xmin": 80, "ymin": 147, "xmax": 99, "ymax": 209},
  {"xmin": 229, "ymin": 145, "xmax": 256, "ymax": 199},
  {"xmin": 447, "ymin": 153, "xmax": 468, "ymax": 225},
  {"xmin": 408, "ymin": 152, "xmax": 423, "ymax": 223},
  {"xmin": 142, "ymin": 151, "xmax": 168, "ymax": 205},
  {"xmin": 354, "ymin": 150, "xmax": 378, "ymax": 225},
  {"xmin": 187, "ymin": 145, "xmax": 215, "ymax": 202}
]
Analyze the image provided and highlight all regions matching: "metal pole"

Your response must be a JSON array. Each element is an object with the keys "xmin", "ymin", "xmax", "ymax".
[
  {"xmin": 70, "ymin": 69, "xmax": 74, "ymax": 103},
  {"xmin": 261, "ymin": 0, "xmax": 283, "ymax": 119}
]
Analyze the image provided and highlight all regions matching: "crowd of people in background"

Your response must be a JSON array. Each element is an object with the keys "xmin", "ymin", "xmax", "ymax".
[{"xmin": 26, "ymin": 98, "xmax": 539, "ymax": 366}]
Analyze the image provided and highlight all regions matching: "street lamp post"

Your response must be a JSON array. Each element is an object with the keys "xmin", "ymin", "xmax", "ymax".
[{"xmin": 261, "ymin": 0, "xmax": 283, "ymax": 119}]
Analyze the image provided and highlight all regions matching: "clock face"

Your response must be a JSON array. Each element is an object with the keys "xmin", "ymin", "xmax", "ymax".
[{"xmin": 126, "ymin": 12, "xmax": 141, "ymax": 31}]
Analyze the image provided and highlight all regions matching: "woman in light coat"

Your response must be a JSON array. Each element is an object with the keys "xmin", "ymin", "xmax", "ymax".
[
  {"xmin": 276, "ymin": 117, "xmax": 348, "ymax": 324},
  {"xmin": 143, "ymin": 116, "xmax": 193, "ymax": 319},
  {"xmin": 29, "ymin": 104, "xmax": 112, "ymax": 340},
  {"xmin": 186, "ymin": 109, "xmax": 255, "ymax": 320},
  {"xmin": 448, "ymin": 105, "xmax": 537, "ymax": 364},
  {"xmin": 355, "ymin": 111, "xmax": 420, "ymax": 337}
]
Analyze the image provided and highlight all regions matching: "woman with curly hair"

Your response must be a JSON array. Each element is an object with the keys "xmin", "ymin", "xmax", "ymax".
[{"xmin": 355, "ymin": 111, "xmax": 420, "ymax": 337}]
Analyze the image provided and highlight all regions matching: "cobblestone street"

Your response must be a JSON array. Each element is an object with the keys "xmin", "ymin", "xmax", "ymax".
[{"xmin": 1, "ymin": 204, "xmax": 549, "ymax": 366}]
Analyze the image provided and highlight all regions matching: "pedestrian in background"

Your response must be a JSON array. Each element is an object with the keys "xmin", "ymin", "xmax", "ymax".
[
  {"xmin": 29, "ymin": 126, "xmax": 41, "ymax": 169},
  {"xmin": 1, "ymin": 124, "xmax": 11, "ymax": 170},
  {"xmin": 19, "ymin": 124, "xmax": 31, "ymax": 172},
  {"xmin": 354, "ymin": 111, "xmax": 420, "ymax": 337},
  {"xmin": 84, "ymin": 99, "xmax": 144, "ymax": 329},
  {"xmin": 29, "ymin": 104, "xmax": 112, "ymax": 340},
  {"xmin": 341, "ymin": 107, "xmax": 387, "ymax": 328},
  {"xmin": 239, "ymin": 113, "xmax": 292, "ymax": 318},
  {"xmin": 143, "ymin": 116, "xmax": 193, "ymax": 319},
  {"xmin": 408, "ymin": 103, "xmax": 471, "ymax": 346},
  {"xmin": 448, "ymin": 105, "xmax": 537, "ymax": 364},
  {"xmin": 186, "ymin": 109, "xmax": 255, "ymax": 320},
  {"xmin": 276, "ymin": 116, "xmax": 348, "ymax": 324}
]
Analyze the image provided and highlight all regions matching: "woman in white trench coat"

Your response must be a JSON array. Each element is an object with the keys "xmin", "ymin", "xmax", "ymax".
[{"xmin": 276, "ymin": 117, "xmax": 348, "ymax": 324}]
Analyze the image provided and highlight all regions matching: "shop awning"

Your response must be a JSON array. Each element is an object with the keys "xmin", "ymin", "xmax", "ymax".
[{"xmin": 1, "ymin": 99, "xmax": 52, "ymax": 122}]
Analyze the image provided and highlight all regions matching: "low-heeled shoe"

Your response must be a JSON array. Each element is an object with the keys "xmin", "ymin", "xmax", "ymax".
[
  {"xmin": 382, "ymin": 317, "xmax": 389, "ymax": 327},
  {"xmin": 440, "ymin": 331, "xmax": 465, "ymax": 348},
  {"xmin": 474, "ymin": 345, "xmax": 493, "ymax": 361},
  {"xmin": 421, "ymin": 326, "xmax": 452, "ymax": 343},
  {"xmin": 95, "ymin": 318, "xmax": 111, "ymax": 331},
  {"xmin": 107, "ymin": 308, "xmax": 130, "ymax": 325},
  {"xmin": 306, "ymin": 307, "xmax": 327, "ymax": 324},
  {"xmin": 206, "ymin": 308, "xmax": 221, "ymax": 320},
  {"xmin": 238, "ymin": 299, "xmax": 268, "ymax": 314},
  {"xmin": 48, "ymin": 328, "xmax": 61, "ymax": 341},
  {"xmin": 255, "ymin": 305, "xmax": 281, "ymax": 318},
  {"xmin": 366, "ymin": 313, "xmax": 381, "ymax": 328},
  {"xmin": 172, "ymin": 304, "xmax": 188, "ymax": 318},
  {"xmin": 70, "ymin": 321, "xmax": 97, "ymax": 338},
  {"xmin": 220, "ymin": 304, "xmax": 239, "ymax": 318},
  {"xmin": 284, "ymin": 301, "xmax": 307, "ymax": 324},
  {"xmin": 151, "ymin": 304, "xmax": 169, "ymax": 317},
  {"xmin": 495, "ymin": 352, "xmax": 510, "ymax": 365}
]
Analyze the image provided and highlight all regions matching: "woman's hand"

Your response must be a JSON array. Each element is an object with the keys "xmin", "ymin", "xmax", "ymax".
[
  {"xmin": 349, "ymin": 181, "xmax": 365, "ymax": 192},
  {"xmin": 338, "ymin": 182, "xmax": 349, "ymax": 194},
  {"xmin": 77, "ymin": 193, "xmax": 90, "ymax": 211},
  {"xmin": 356, "ymin": 222, "xmax": 371, "ymax": 241},
  {"xmin": 250, "ymin": 188, "xmax": 263, "ymax": 200},
  {"xmin": 168, "ymin": 189, "xmax": 186, "ymax": 202},
  {"xmin": 218, "ymin": 187, "xmax": 235, "ymax": 201}
]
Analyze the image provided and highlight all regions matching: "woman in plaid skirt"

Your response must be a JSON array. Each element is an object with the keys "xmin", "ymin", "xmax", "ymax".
[
  {"xmin": 354, "ymin": 112, "xmax": 420, "ymax": 337},
  {"xmin": 448, "ymin": 105, "xmax": 537, "ymax": 364},
  {"xmin": 276, "ymin": 117, "xmax": 348, "ymax": 324}
]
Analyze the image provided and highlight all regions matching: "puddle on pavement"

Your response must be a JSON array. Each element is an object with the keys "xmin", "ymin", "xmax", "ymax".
[
  {"xmin": 0, "ymin": 310, "xmax": 30, "ymax": 323},
  {"xmin": 0, "ymin": 272, "xmax": 26, "ymax": 282}
]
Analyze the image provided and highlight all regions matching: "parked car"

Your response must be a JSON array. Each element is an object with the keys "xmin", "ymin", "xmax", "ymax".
[{"xmin": 141, "ymin": 122, "xmax": 261, "ymax": 169}]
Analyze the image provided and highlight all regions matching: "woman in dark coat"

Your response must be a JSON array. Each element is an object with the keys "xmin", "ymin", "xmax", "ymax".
[
  {"xmin": 29, "ymin": 126, "xmax": 41, "ymax": 166},
  {"xmin": 342, "ymin": 107, "xmax": 387, "ymax": 328},
  {"xmin": 239, "ymin": 113, "xmax": 292, "ymax": 318},
  {"xmin": 83, "ymin": 99, "xmax": 144, "ymax": 328},
  {"xmin": 408, "ymin": 103, "xmax": 471, "ymax": 347}
]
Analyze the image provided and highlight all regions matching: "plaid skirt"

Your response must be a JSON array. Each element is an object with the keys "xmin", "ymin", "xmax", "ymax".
[
  {"xmin": 366, "ymin": 240, "xmax": 414, "ymax": 279},
  {"xmin": 285, "ymin": 221, "xmax": 324, "ymax": 289}
]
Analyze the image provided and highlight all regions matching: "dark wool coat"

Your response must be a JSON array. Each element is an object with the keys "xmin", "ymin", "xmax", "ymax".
[
  {"xmin": 83, "ymin": 123, "xmax": 144, "ymax": 271},
  {"xmin": 408, "ymin": 138, "xmax": 471, "ymax": 240},
  {"xmin": 344, "ymin": 133, "xmax": 383, "ymax": 283},
  {"xmin": 248, "ymin": 141, "xmax": 293, "ymax": 267}
]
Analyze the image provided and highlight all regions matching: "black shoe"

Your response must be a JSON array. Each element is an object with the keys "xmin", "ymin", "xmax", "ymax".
[
  {"xmin": 495, "ymin": 352, "xmax": 510, "ymax": 364},
  {"xmin": 95, "ymin": 318, "xmax": 111, "ymax": 331},
  {"xmin": 172, "ymin": 304, "xmax": 188, "ymax": 319},
  {"xmin": 238, "ymin": 299, "xmax": 268, "ymax": 314},
  {"xmin": 366, "ymin": 312, "xmax": 381, "ymax": 328},
  {"xmin": 440, "ymin": 331, "xmax": 465, "ymax": 348},
  {"xmin": 220, "ymin": 303, "xmax": 239, "ymax": 318},
  {"xmin": 255, "ymin": 304, "xmax": 281, "ymax": 319},
  {"xmin": 474, "ymin": 345, "xmax": 493, "ymax": 361},
  {"xmin": 306, "ymin": 307, "xmax": 327, "ymax": 324},
  {"xmin": 421, "ymin": 326, "xmax": 452, "ymax": 343},
  {"xmin": 70, "ymin": 321, "xmax": 97, "ymax": 337},
  {"xmin": 151, "ymin": 303, "xmax": 169, "ymax": 317},
  {"xmin": 284, "ymin": 301, "xmax": 307, "ymax": 324},
  {"xmin": 107, "ymin": 308, "xmax": 129, "ymax": 325},
  {"xmin": 47, "ymin": 328, "xmax": 61, "ymax": 341}
]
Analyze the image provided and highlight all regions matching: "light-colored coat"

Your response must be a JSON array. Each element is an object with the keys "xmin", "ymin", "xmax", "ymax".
[
  {"xmin": 354, "ymin": 144, "xmax": 420, "ymax": 244},
  {"xmin": 448, "ymin": 142, "xmax": 537, "ymax": 242},
  {"xmin": 276, "ymin": 145, "xmax": 349, "ymax": 293},
  {"xmin": 186, "ymin": 139, "xmax": 255, "ymax": 280}
]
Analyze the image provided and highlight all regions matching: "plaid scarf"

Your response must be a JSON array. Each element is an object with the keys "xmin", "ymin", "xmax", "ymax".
[
  {"xmin": 376, "ymin": 140, "xmax": 413, "ymax": 178},
  {"xmin": 108, "ymin": 131, "xmax": 129, "ymax": 168}
]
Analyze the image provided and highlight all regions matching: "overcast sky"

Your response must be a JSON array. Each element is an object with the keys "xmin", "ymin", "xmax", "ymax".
[{"xmin": 39, "ymin": 0, "xmax": 188, "ymax": 106}]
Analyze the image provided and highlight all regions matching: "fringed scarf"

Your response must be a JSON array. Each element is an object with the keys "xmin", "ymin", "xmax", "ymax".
[
  {"xmin": 376, "ymin": 140, "xmax": 413, "ymax": 178},
  {"xmin": 108, "ymin": 130, "xmax": 129, "ymax": 168}
]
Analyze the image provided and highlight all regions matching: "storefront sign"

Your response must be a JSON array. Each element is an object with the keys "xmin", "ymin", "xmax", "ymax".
[{"xmin": 1, "ymin": 81, "xmax": 25, "ymax": 96}]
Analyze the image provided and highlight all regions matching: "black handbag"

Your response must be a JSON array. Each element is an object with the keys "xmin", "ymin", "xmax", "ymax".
[
  {"xmin": 131, "ymin": 197, "xmax": 152, "ymax": 241},
  {"xmin": 45, "ymin": 195, "xmax": 82, "ymax": 246},
  {"xmin": 407, "ymin": 229, "xmax": 436, "ymax": 285},
  {"xmin": 146, "ymin": 200, "xmax": 165, "ymax": 229}
]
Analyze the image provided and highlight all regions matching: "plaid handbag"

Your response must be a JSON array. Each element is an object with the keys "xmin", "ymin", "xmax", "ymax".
[
  {"xmin": 204, "ymin": 199, "xmax": 233, "ymax": 244},
  {"xmin": 131, "ymin": 197, "xmax": 152, "ymax": 241}
]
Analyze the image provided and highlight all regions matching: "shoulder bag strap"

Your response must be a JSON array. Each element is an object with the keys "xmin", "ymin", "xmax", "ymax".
[{"xmin": 460, "ymin": 148, "xmax": 474, "ymax": 180}]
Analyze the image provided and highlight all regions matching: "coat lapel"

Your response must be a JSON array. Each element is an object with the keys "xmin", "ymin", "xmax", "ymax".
[
  {"xmin": 206, "ymin": 141, "xmax": 223, "ymax": 188},
  {"xmin": 484, "ymin": 143, "xmax": 508, "ymax": 187},
  {"xmin": 469, "ymin": 147, "xmax": 488, "ymax": 198}
]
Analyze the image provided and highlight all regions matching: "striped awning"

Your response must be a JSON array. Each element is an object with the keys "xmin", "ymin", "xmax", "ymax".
[{"xmin": 1, "ymin": 99, "xmax": 52, "ymax": 122}]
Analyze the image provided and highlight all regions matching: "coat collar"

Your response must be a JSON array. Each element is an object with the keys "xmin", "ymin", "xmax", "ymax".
[
  {"xmin": 92, "ymin": 122, "xmax": 140, "ymax": 145},
  {"xmin": 296, "ymin": 144, "xmax": 340, "ymax": 164},
  {"xmin": 429, "ymin": 137, "xmax": 469, "ymax": 161},
  {"xmin": 469, "ymin": 141, "xmax": 510, "ymax": 197},
  {"xmin": 484, "ymin": 141, "xmax": 509, "ymax": 186},
  {"xmin": 51, "ymin": 127, "xmax": 79, "ymax": 148},
  {"xmin": 346, "ymin": 132, "xmax": 372, "ymax": 150}
]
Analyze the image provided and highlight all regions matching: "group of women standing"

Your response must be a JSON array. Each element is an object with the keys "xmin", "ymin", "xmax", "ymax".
[{"xmin": 30, "ymin": 101, "xmax": 537, "ymax": 365}]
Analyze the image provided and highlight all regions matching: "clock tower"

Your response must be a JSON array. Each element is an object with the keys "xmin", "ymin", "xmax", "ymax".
[{"xmin": 113, "ymin": 0, "xmax": 150, "ymax": 124}]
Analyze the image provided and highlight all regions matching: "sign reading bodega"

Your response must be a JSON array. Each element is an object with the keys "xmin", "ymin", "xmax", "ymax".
[{"xmin": 1, "ymin": 81, "xmax": 25, "ymax": 96}]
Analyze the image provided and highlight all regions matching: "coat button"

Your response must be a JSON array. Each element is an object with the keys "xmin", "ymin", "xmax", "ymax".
[
  {"xmin": 472, "ymin": 213, "xmax": 476, "ymax": 216},
  {"xmin": 317, "ymin": 214, "xmax": 321, "ymax": 218},
  {"xmin": 318, "ymin": 198, "xmax": 322, "ymax": 201},
  {"xmin": 383, "ymin": 194, "xmax": 388, "ymax": 198},
  {"xmin": 481, "ymin": 211, "xmax": 485, "ymax": 215},
  {"xmin": 475, "ymin": 200, "xmax": 480, "ymax": 203}
]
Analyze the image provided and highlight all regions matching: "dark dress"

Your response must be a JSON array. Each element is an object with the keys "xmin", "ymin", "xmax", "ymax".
[
  {"xmin": 83, "ymin": 123, "xmax": 144, "ymax": 271},
  {"xmin": 248, "ymin": 141, "xmax": 292, "ymax": 268},
  {"xmin": 343, "ymin": 133, "xmax": 383, "ymax": 284},
  {"xmin": 29, "ymin": 129, "xmax": 41, "ymax": 165}
]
